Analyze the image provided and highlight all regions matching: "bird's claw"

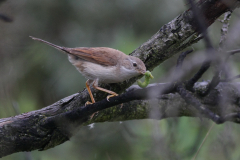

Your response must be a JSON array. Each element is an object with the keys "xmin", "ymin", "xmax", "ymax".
[
  {"xmin": 85, "ymin": 101, "xmax": 97, "ymax": 119},
  {"xmin": 106, "ymin": 94, "xmax": 118, "ymax": 101},
  {"xmin": 85, "ymin": 101, "xmax": 93, "ymax": 106},
  {"xmin": 107, "ymin": 94, "xmax": 118, "ymax": 101},
  {"xmin": 90, "ymin": 111, "xmax": 98, "ymax": 120}
]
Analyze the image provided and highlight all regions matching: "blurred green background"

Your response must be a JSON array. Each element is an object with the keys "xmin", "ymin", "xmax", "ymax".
[{"xmin": 1, "ymin": 0, "xmax": 240, "ymax": 159}]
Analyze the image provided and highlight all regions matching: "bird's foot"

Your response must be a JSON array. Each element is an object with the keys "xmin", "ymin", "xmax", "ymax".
[
  {"xmin": 85, "ymin": 101, "xmax": 93, "ymax": 106},
  {"xmin": 107, "ymin": 94, "xmax": 118, "ymax": 101},
  {"xmin": 85, "ymin": 101, "xmax": 97, "ymax": 120},
  {"xmin": 90, "ymin": 112, "xmax": 98, "ymax": 119}
]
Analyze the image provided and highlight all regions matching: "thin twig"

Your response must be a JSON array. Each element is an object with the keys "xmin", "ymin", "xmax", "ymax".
[
  {"xmin": 0, "ymin": 14, "xmax": 12, "ymax": 22},
  {"xmin": 202, "ymin": 11, "xmax": 232, "ymax": 95},
  {"xmin": 218, "ymin": 11, "xmax": 232, "ymax": 80},
  {"xmin": 221, "ymin": 74, "xmax": 240, "ymax": 82},
  {"xmin": 219, "ymin": 11, "xmax": 232, "ymax": 48},
  {"xmin": 225, "ymin": 49, "xmax": 240, "ymax": 63},
  {"xmin": 176, "ymin": 50, "xmax": 193, "ymax": 69},
  {"xmin": 192, "ymin": 123, "xmax": 215, "ymax": 160},
  {"xmin": 186, "ymin": 60, "xmax": 211, "ymax": 91},
  {"xmin": 185, "ymin": 0, "xmax": 215, "ymax": 91},
  {"xmin": 176, "ymin": 84, "xmax": 224, "ymax": 124},
  {"xmin": 227, "ymin": 49, "xmax": 240, "ymax": 55}
]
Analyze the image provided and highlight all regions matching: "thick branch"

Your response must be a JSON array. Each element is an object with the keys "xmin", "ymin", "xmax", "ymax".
[
  {"xmin": 0, "ymin": 0, "xmax": 240, "ymax": 158},
  {"xmin": 1, "ymin": 81, "xmax": 240, "ymax": 157}
]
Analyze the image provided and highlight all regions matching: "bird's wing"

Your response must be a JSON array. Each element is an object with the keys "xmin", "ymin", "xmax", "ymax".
[
  {"xmin": 67, "ymin": 47, "xmax": 122, "ymax": 66},
  {"xmin": 29, "ymin": 36, "xmax": 123, "ymax": 66}
]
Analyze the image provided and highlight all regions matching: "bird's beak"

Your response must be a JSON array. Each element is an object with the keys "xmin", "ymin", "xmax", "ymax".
[{"xmin": 139, "ymin": 70, "xmax": 146, "ymax": 75}]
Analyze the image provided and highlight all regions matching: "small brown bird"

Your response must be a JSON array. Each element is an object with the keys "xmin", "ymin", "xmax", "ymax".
[{"xmin": 30, "ymin": 36, "xmax": 146, "ymax": 105}]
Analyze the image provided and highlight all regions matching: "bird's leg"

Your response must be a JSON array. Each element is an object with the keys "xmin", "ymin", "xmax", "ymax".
[
  {"xmin": 85, "ymin": 79, "xmax": 98, "ymax": 119},
  {"xmin": 85, "ymin": 79, "xmax": 95, "ymax": 105},
  {"xmin": 92, "ymin": 79, "xmax": 118, "ymax": 101}
]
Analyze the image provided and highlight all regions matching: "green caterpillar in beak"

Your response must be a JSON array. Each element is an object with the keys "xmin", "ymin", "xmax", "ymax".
[{"xmin": 137, "ymin": 71, "xmax": 154, "ymax": 88}]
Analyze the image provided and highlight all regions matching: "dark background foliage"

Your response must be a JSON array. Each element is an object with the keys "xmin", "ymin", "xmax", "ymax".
[{"xmin": 1, "ymin": 0, "xmax": 240, "ymax": 159}]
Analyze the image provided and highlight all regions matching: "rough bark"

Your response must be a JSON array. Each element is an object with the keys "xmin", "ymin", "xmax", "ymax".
[{"xmin": 0, "ymin": 0, "xmax": 240, "ymax": 158}]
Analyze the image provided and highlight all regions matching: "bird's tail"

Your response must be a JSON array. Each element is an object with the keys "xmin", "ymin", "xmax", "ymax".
[{"xmin": 29, "ymin": 36, "xmax": 68, "ymax": 53}]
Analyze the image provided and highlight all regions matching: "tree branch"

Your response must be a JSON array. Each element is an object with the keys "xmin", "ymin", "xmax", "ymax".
[{"xmin": 0, "ymin": 0, "xmax": 240, "ymax": 158}]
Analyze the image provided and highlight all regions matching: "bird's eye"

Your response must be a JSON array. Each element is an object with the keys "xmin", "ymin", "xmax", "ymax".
[{"xmin": 133, "ymin": 62, "xmax": 137, "ymax": 67}]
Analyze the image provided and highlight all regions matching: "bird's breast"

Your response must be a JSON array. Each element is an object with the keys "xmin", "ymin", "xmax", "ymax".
[{"xmin": 68, "ymin": 55, "xmax": 140, "ymax": 83}]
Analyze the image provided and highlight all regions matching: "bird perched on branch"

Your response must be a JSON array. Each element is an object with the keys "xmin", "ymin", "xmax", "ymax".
[{"xmin": 30, "ymin": 36, "xmax": 146, "ymax": 107}]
